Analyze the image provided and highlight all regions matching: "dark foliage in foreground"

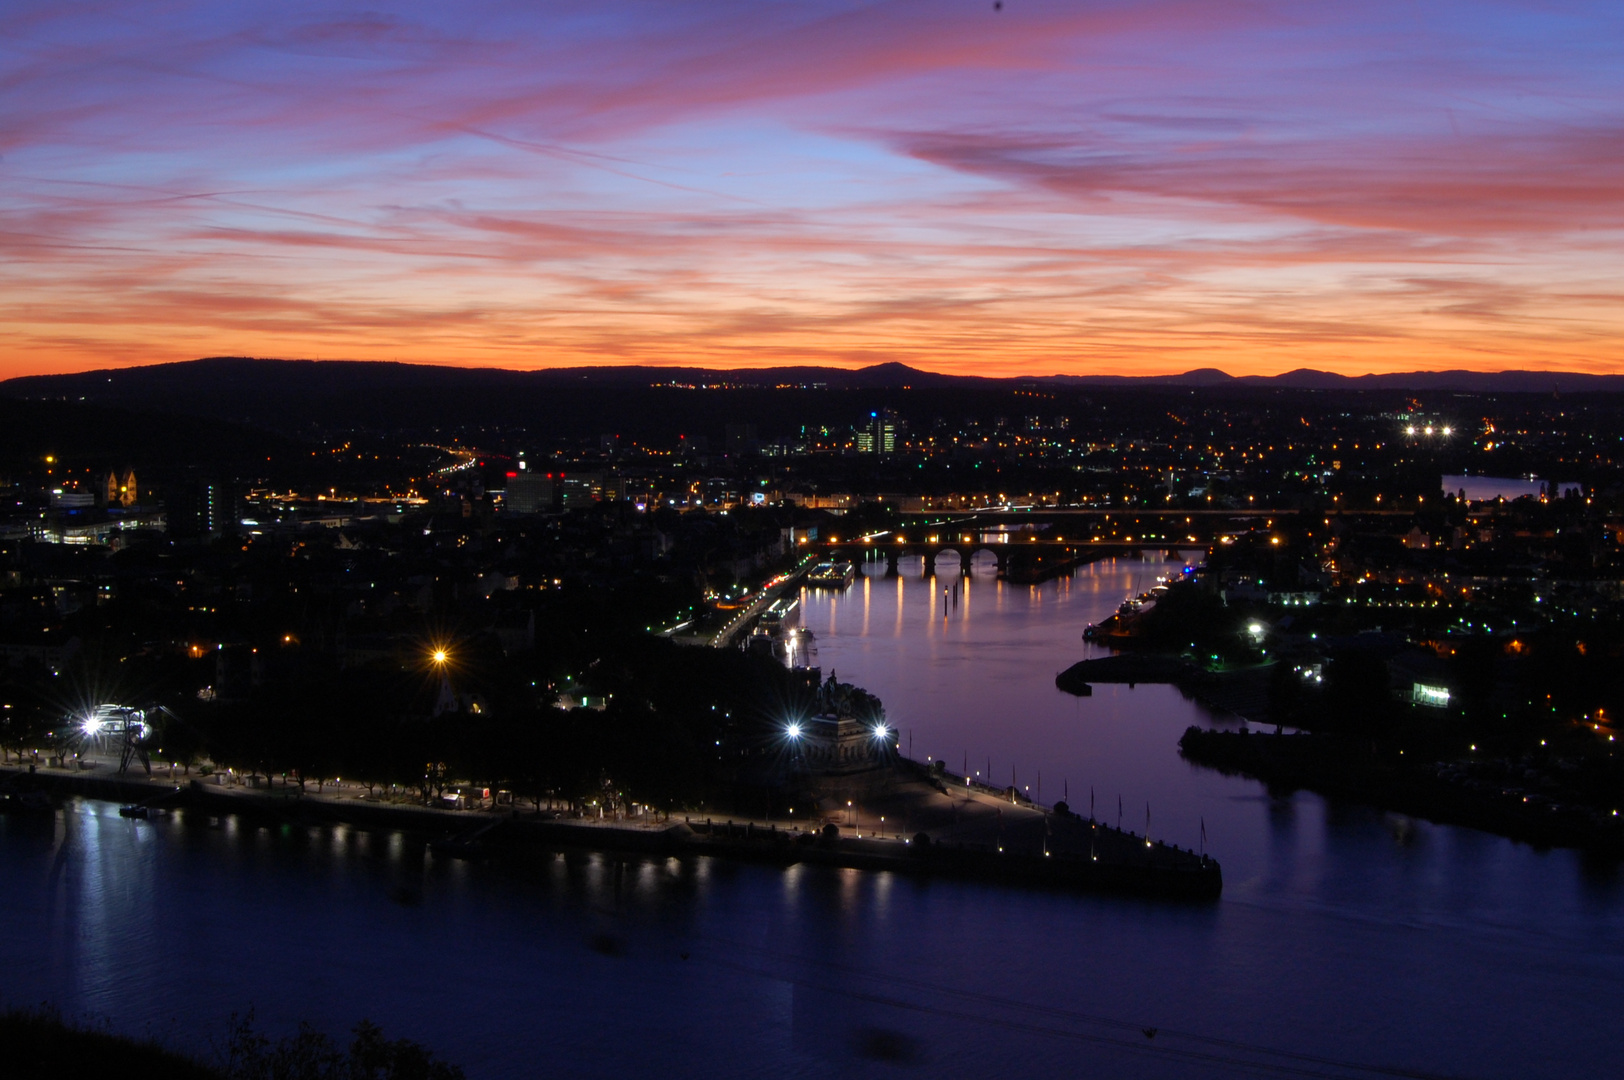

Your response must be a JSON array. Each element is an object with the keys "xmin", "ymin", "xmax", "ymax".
[
  {"xmin": 0, "ymin": 1006, "xmax": 464, "ymax": 1080},
  {"xmin": 0, "ymin": 1005, "xmax": 222, "ymax": 1080},
  {"xmin": 219, "ymin": 1011, "xmax": 465, "ymax": 1080}
]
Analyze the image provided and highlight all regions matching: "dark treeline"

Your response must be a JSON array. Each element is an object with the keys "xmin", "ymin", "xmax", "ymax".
[{"xmin": 2, "ymin": 615, "xmax": 846, "ymax": 817}]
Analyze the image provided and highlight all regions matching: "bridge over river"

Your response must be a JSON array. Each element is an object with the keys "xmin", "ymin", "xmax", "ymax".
[{"xmin": 806, "ymin": 535, "xmax": 1194, "ymax": 582}]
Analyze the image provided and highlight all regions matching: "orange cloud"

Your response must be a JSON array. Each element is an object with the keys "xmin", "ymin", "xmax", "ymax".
[{"xmin": 2, "ymin": 1, "xmax": 1622, "ymax": 378}]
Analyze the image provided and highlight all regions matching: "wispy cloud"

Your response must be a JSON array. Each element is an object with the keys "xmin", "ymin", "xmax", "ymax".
[{"xmin": 2, "ymin": 0, "xmax": 1622, "ymax": 376}]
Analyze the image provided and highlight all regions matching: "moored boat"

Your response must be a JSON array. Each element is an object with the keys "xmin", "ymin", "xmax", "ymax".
[{"xmin": 805, "ymin": 561, "xmax": 856, "ymax": 588}]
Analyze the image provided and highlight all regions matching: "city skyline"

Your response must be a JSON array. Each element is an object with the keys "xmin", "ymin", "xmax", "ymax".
[{"xmin": 3, "ymin": 1, "xmax": 1622, "ymax": 379}]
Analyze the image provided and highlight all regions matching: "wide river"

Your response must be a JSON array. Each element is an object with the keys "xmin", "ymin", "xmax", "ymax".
[{"xmin": 3, "ymin": 555, "xmax": 1620, "ymax": 1079}]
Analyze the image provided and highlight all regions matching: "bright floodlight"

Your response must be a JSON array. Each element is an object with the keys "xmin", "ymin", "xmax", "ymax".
[
  {"xmin": 432, "ymin": 650, "xmax": 448, "ymax": 664},
  {"xmin": 872, "ymin": 724, "xmax": 888, "ymax": 740},
  {"xmin": 81, "ymin": 715, "xmax": 102, "ymax": 736},
  {"xmin": 785, "ymin": 723, "xmax": 802, "ymax": 740},
  {"xmin": 1247, "ymin": 622, "xmax": 1265, "ymax": 638}
]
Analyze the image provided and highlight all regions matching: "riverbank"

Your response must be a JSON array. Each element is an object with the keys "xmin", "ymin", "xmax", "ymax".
[
  {"xmin": 0, "ymin": 762, "xmax": 1221, "ymax": 901},
  {"xmin": 1178, "ymin": 727, "xmax": 1624, "ymax": 854}
]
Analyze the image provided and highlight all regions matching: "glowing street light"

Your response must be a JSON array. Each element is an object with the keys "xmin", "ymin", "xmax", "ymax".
[
  {"xmin": 785, "ymin": 723, "xmax": 802, "ymax": 741},
  {"xmin": 431, "ymin": 649, "xmax": 448, "ymax": 664}
]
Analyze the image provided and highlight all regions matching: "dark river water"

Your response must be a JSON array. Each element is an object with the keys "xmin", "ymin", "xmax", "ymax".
[{"xmin": 3, "ymin": 555, "xmax": 1620, "ymax": 1079}]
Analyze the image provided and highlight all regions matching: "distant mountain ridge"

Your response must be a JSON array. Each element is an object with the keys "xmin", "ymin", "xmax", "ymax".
[
  {"xmin": 1045, "ymin": 366, "xmax": 1624, "ymax": 393},
  {"xmin": 5, "ymin": 356, "xmax": 1621, "ymax": 398},
  {"xmin": 5, "ymin": 356, "xmax": 1618, "ymax": 442}
]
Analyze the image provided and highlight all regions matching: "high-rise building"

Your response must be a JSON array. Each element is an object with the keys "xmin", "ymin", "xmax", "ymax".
[
  {"xmin": 505, "ymin": 472, "xmax": 554, "ymax": 514},
  {"xmin": 558, "ymin": 473, "xmax": 599, "ymax": 507},
  {"xmin": 166, "ymin": 477, "xmax": 238, "ymax": 538},
  {"xmin": 858, "ymin": 409, "xmax": 900, "ymax": 454}
]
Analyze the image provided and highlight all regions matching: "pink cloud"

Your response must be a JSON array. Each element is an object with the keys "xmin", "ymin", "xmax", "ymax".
[{"xmin": 2, "ymin": 1, "xmax": 1623, "ymax": 377}]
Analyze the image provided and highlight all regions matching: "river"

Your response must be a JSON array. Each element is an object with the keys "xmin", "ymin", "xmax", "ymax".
[{"xmin": 2, "ymin": 554, "xmax": 1619, "ymax": 1079}]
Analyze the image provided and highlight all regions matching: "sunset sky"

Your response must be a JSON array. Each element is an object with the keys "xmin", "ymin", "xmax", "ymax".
[{"xmin": 3, "ymin": 1, "xmax": 1621, "ymax": 378}]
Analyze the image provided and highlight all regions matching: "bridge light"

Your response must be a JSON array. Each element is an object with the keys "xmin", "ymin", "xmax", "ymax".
[{"xmin": 785, "ymin": 723, "xmax": 802, "ymax": 740}]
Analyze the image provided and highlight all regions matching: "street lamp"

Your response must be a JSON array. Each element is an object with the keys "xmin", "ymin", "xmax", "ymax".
[{"xmin": 431, "ymin": 649, "xmax": 448, "ymax": 664}]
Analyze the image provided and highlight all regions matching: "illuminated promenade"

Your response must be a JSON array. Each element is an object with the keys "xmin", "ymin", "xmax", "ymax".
[{"xmin": 1, "ymin": 753, "xmax": 1220, "ymax": 901}]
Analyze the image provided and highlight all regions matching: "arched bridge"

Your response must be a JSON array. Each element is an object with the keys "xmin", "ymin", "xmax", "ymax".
[{"xmin": 805, "ymin": 537, "xmax": 1193, "ymax": 581}]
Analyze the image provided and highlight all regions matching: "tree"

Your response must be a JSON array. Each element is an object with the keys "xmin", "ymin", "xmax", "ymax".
[{"xmin": 217, "ymin": 1011, "xmax": 464, "ymax": 1080}]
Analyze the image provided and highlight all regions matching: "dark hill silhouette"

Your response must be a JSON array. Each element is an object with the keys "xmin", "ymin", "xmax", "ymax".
[
  {"xmin": 0, "ymin": 358, "xmax": 1003, "ymax": 442},
  {"xmin": 3, "ymin": 357, "xmax": 1619, "ymax": 442}
]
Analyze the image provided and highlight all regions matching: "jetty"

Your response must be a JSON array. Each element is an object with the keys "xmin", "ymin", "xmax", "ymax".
[
  {"xmin": 1055, "ymin": 653, "xmax": 1193, "ymax": 695},
  {"xmin": 1056, "ymin": 654, "xmax": 1275, "ymax": 723}
]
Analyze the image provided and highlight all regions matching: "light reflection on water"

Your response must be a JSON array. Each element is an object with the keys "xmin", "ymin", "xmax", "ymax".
[{"xmin": 2, "ymin": 554, "xmax": 1621, "ymax": 1080}]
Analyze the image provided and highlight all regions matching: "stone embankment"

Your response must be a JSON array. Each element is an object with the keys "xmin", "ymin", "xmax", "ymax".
[
  {"xmin": 1055, "ymin": 653, "xmax": 1193, "ymax": 695},
  {"xmin": 1056, "ymin": 655, "xmax": 1274, "ymax": 722},
  {"xmin": 2, "ymin": 763, "xmax": 1222, "ymax": 901}
]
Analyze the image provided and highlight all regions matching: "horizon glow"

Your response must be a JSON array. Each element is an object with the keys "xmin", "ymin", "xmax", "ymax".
[{"xmin": 2, "ymin": 1, "xmax": 1622, "ymax": 379}]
